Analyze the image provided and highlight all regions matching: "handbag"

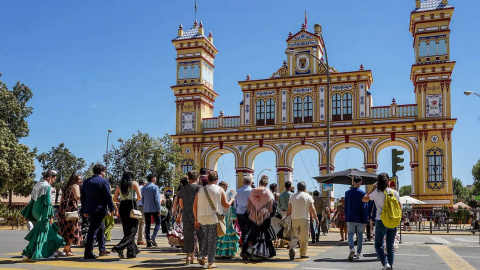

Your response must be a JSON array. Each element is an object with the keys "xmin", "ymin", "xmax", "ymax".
[
  {"xmin": 64, "ymin": 186, "xmax": 79, "ymax": 221},
  {"xmin": 129, "ymin": 188, "xmax": 142, "ymax": 219},
  {"xmin": 203, "ymin": 186, "xmax": 226, "ymax": 237}
]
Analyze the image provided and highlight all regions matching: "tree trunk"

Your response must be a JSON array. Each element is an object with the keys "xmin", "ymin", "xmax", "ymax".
[{"xmin": 8, "ymin": 189, "xmax": 12, "ymax": 208}]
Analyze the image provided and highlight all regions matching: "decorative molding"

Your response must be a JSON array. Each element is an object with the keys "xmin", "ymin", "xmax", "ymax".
[
  {"xmin": 274, "ymin": 143, "xmax": 287, "ymax": 154},
  {"xmin": 319, "ymin": 86, "xmax": 325, "ymax": 120},
  {"xmin": 359, "ymin": 83, "xmax": 366, "ymax": 118},
  {"xmin": 293, "ymin": 87, "xmax": 313, "ymax": 94},
  {"xmin": 233, "ymin": 145, "xmax": 248, "ymax": 154},
  {"xmin": 408, "ymin": 136, "xmax": 419, "ymax": 150},
  {"xmin": 362, "ymin": 138, "xmax": 379, "ymax": 151},
  {"xmin": 331, "ymin": 84, "xmax": 352, "ymax": 91},
  {"xmin": 244, "ymin": 92, "xmax": 251, "ymax": 125},
  {"xmin": 256, "ymin": 90, "xmax": 275, "ymax": 97},
  {"xmin": 292, "ymin": 32, "xmax": 316, "ymax": 41}
]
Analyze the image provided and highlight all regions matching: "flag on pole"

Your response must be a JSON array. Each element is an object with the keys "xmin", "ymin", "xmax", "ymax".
[
  {"xmin": 305, "ymin": 10, "xmax": 307, "ymax": 29},
  {"xmin": 195, "ymin": 0, "xmax": 197, "ymax": 12}
]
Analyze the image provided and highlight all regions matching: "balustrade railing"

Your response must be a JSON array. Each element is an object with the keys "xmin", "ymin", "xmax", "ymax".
[{"xmin": 202, "ymin": 116, "xmax": 240, "ymax": 129}]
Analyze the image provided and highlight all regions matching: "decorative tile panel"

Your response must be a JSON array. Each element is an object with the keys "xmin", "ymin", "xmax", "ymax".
[
  {"xmin": 281, "ymin": 89, "xmax": 287, "ymax": 123},
  {"xmin": 181, "ymin": 112, "xmax": 195, "ymax": 132},
  {"xmin": 425, "ymin": 94, "xmax": 443, "ymax": 117},
  {"xmin": 244, "ymin": 92, "xmax": 251, "ymax": 125},
  {"xmin": 359, "ymin": 83, "xmax": 366, "ymax": 118},
  {"xmin": 319, "ymin": 86, "xmax": 325, "ymax": 120}
]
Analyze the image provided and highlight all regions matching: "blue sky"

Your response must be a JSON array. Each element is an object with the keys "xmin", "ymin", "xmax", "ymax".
[{"xmin": 1, "ymin": 0, "xmax": 479, "ymax": 199}]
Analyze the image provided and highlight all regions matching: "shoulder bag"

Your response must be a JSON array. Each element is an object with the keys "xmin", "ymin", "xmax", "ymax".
[
  {"xmin": 203, "ymin": 186, "xmax": 226, "ymax": 237},
  {"xmin": 130, "ymin": 188, "xmax": 142, "ymax": 219},
  {"xmin": 65, "ymin": 186, "xmax": 79, "ymax": 221}
]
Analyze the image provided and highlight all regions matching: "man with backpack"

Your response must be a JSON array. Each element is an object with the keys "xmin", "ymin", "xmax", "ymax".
[{"xmin": 362, "ymin": 173, "xmax": 401, "ymax": 270}]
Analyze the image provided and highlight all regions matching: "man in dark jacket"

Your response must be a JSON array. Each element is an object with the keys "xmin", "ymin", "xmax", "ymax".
[
  {"xmin": 344, "ymin": 176, "xmax": 367, "ymax": 261},
  {"xmin": 81, "ymin": 164, "xmax": 114, "ymax": 259}
]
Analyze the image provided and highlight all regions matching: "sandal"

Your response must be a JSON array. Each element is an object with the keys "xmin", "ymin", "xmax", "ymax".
[
  {"xmin": 197, "ymin": 256, "xmax": 205, "ymax": 266},
  {"xmin": 208, "ymin": 264, "xmax": 218, "ymax": 269}
]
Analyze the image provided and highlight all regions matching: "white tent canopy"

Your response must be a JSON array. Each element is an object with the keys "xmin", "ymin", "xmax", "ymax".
[{"xmin": 400, "ymin": 196, "xmax": 426, "ymax": 205}]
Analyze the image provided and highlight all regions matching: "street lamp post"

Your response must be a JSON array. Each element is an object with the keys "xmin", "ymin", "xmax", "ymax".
[
  {"xmin": 106, "ymin": 129, "xmax": 112, "ymax": 179},
  {"xmin": 464, "ymin": 90, "xmax": 480, "ymax": 98},
  {"xmin": 256, "ymin": 168, "xmax": 272, "ymax": 186},
  {"xmin": 286, "ymin": 23, "xmax": 332, "ymax": 204}
]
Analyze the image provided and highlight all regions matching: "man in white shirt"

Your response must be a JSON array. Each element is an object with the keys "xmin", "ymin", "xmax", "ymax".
[{"xmin": 286, "ymin": 181, "xmax": 319, "ymax": 260}]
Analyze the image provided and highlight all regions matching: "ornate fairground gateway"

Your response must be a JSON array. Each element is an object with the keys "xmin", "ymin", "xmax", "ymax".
[{"xmin": 171, "ymin": 0, "xmax": 456, "ymax": 206}]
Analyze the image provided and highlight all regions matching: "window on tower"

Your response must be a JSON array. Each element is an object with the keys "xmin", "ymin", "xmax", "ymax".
[
  {"xmin": 178, "ymin": 66, "xmax": 185, "ymax": 79},
  {"xmin": 332, "ymin": 94, "xmax": 342, "ymax": 121},
  {"xmin": 266, "ymin": 99, "xmax": 275, "ymax": 125},
  {"xmin": 256, "ymin": 100, "xmax": 266, "ymax": 126},
  {"xmin": 293, "ymin": 97, "xmax": 303, "ymax": 123},
  {"xmin": 303, "ymin": 96, "xmax": 313, "ymax": 123},
  {"xmin": 342, "ymin": 93, "xmax": 353, "ymax": 120},
  {"xmin": 419, "ymin": 41, "xmax": 427, "ymax": 57},
  {"xmin": 438, "ymin": 39, "xmax": 447, "ymax": 55},
  {"xmin": 426, "ymin": 147, "xmax": 444, "ymax": 184}
]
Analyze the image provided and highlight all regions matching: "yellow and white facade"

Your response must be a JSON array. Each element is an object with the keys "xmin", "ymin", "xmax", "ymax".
[{"xmin": 171, "ymin": 0, "xmax": 456, "ymax": 206}]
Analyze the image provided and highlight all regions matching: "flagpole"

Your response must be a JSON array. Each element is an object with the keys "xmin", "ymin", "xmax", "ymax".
[{"xmin": 195, "ymin": 0, "xmax": 197, "ymax": 21}]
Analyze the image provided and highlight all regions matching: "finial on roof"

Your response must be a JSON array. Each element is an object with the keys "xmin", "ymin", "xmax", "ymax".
[
  {"xmin": 179, "ymin": 23, "xmax": 183, "ymax": 30},
  {"xmin": 208, "ymin": 31, "xmax": 213, "ymax": 43},
  {"xmin": 283, "ymin": 60, "xmax": 287, "ymax": 67},
  {"xmin": 209, "ymin": 31, "xmax": 212, "ymax": 37},
  {"xmin": 320, "ymin": 57, "xmax": 324, "ymax": 62},
  {"xmin": 301, "ymin": 23, "xmax": 306, "ymax": 30},
  {"xmin": 288, "ymin": 32, "xmax": 292, "ymax": 38},
  {"xmin": 392, "ymin": 98, "xmax": 396, "ymax": 104},
  {"xmin": 178, "ymin": 24, "xmax": 184, "ymax": 36},
  {"xmin": 199, "ymin": 21, "xmax": 203, "ymax": 28},
  {"xmin": 219, "ymin": 110, "xmax": 224, "ymax": 116},
  {"xmin": 360, "ymin": 64, "xmax": 364, "ymax": 70},
  {"xmin": 246, "ymin": 74, "xmax": 250, "ymax": 81},
  {"xmin": 193, "ymin": 20, "xmax": 198, "ymax": 27}
]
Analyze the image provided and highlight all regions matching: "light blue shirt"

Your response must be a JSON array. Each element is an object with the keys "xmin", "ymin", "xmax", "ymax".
[
  {"xmin": 137, "ymin": 185, "xmax": 144, "ymax": 207},
  {"xmin": 235, "ymin": 185, "xmax": 252, "ymax": 214},
  {"xmin": 141, "ymin": 183, "xmax": 161, "ymax": 213}
]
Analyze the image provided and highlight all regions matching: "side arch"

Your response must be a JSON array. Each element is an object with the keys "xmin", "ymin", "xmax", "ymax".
[
  {"xmin": 203, "ymin": 146, "xmax": 239, "ymax": 170},
  {"xmin": 372, "ymin": 138, "xmax": 416, "ymax": 163},
  {"xmin": 283, "ymin": 141, "xmax": 323, "ymax": 169},
  {"xmin": 330, "ymin": 140, "xmax": 368, "ymax": 165},
  {"xmin": 242, "ymin": 144, "xmax": 280, "ymax": 169}
]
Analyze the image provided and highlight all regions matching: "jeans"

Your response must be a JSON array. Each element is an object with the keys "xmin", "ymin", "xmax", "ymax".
[
  {"xmin": 375, "ymin": 220, "xmax": 397, "ymax": 267},
  {"xmin": 144, "ymin": 212, "xmax": 161, "ymax": 242},
  {"xmin": 347, "ymin": 222, "xmax": 365, "ymax": 254},
  {"xmin": 310, "ymin": 214, "xmax": 323, "ymax": 241}
]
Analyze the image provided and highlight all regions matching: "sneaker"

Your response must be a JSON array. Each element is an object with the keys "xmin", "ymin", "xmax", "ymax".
[
  {"xmin": 348, "ymin": 250, "xmax": 355, "ymax": 261},
  {"xmin": 289, "ymin": 249, "xmax": 295, "ymax": 261},
  {"xmin": 54, "ymin": 251, "xmax": 66, "ymax": 258},
  {"xmin": 355, "ymin": 253, "xmax": 363, "ymax": 260},
  {"xmin": 151, "ymin": 240, "xmax": 158, "ymax": 247},
  {"xmin": 382, "ymin": 263, "xmax": 392, "ymax": 270},
  {"xmin": 146, "ymin": 241, "xmax": 152, "ymax": 248}
]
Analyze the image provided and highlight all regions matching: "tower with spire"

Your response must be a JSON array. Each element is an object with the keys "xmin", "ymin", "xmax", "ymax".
[{"xmin": 171, "ymin": 20, "xmax": 218, "ymax": 134}]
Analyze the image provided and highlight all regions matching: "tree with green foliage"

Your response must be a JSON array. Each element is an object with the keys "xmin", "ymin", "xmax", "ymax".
[
  {"xmin": 452, "ymin": 177, "xmax": 470, "ymax": 203},
  {"xmin": 106, "ymin": 132, "xmax": 183, "ymax": 189},
  {"xmin": 472, "ymin": 159, "xmax": 480, "ymax": 196},
  {"xmin": 0, "ymin": 75, "xmax": 36, "ymax": 206},
  {"xmin": 399, "ymin": 185, "xmax": 411, "ymax": 196},
  {"xmin": 37, "ymin": 143, "xmax": 86, "ymax": 204}
]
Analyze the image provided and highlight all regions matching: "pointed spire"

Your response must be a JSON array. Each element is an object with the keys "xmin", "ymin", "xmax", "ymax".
[
  {"xmin": 209, "ymin": 31, "xmax": 212, "ymax": 37},
  {"xmin": 301, "ymin": 23, "xmax": 306, "ymax": 30},
  {"xmin": 208, "ymin": 31, "xmax": 213, "ymax": 43},
  {"xmin": 305, "ymin": 10, "xmax": 308, "ymax": 30},
  {"xmin": 392, "ymin": 98, "xmax": 396, "ymax": 104},
  {"xmin": 320, "ymin": 57, "xmax": 324, "ymax": 62},
  {"xmin": 178, "ymin": 23, "xmax": 184, "ymax": 36},
  {"xmin": 359, "ymin": 63, "xmax": 364, "ymax": 70},
  {"xmin": 283, "ymin": 60, "xmax": 287, "ymax": 67},
  {"xmin": 199, "ymin": 21, "xmax": 203, "ymax": 28},
  {"xmin": 193, "ymin": 20, "xmax": 198, "ymax": 28},
  {"xmin": 246, "ymin": 74, "xmax": 250, "ymax": 81},
  {"xmin": 288, "ymin": 31, "xmax": 293, "ymax": 38}
]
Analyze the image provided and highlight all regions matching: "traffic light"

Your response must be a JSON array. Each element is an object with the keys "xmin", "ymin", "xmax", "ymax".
[{"xmin": 392, "ymin": 149, "xmax": 404, "ymax": 176}]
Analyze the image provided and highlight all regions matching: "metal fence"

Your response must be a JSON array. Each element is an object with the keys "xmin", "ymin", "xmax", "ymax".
[{"xmin": 400, "ymin": 208, "xmax": 479, "ymax": 234}]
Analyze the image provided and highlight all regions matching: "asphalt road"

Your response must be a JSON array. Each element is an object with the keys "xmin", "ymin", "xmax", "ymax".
[{"xmin": 0, "ymin": 228, "xmax": 479, "ymax": 270}]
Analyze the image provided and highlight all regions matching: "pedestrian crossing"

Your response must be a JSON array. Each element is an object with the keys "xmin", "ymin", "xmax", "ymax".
[{"xmin": 0, "ymin": 237, "xmax": 333, "ymax": 270}]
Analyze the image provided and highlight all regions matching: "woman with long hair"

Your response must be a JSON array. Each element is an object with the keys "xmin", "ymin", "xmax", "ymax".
[
  {"xmin": 362, "ymin": 172, "xmax": 400, "ymax": 270},
  {"xmin": 111, "ymin": 171, "xmax": 142, "ymax": 259},
  {"xmin": 58, "ymin": 173, "xmax": 83, "ymax": 256},
  {"xmin": 216, "ymin": 181, "xmax": 240, "ymax": 258},
  {"xmin": 21, "ymin": 170, "xmax": 65, "ymax": 262}
]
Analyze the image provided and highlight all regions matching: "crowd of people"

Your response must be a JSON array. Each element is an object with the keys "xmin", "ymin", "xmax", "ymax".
[{"xmin": 20, "ymin": 164, "xmax": 402, "ymax": 270}]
